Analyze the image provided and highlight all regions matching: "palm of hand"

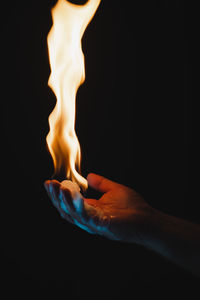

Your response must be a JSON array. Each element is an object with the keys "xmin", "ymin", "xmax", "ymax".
[
  {"xmin": 45, "ymin": 173, "xmax": 149, "ymax": 243},
  {"xmin": 87, "ymin": 187, "xmax": 143, "ymax": 220},
  {"xmin": 85, "ymin": 185, "xmax": 147, "ymax": 242}
]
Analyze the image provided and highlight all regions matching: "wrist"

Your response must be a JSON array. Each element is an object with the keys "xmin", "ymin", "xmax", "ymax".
[
  {"xmin": 137, "ymin": 207, "xmax": 173, "ymax": 252},
  {"xmin": 130, "ymin": 206, "xmax": 163, "ymax": 247}
]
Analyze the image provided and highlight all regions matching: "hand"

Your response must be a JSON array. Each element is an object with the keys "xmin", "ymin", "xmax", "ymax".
[{"xmin": 44, "ymin": 173, "xmax": 153, "ymax": 244}]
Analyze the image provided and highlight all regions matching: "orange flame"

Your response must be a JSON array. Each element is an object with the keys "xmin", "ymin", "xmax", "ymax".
[{"xmin": 46, "ymin": 0, "xmax": 101, "ymax": 190}]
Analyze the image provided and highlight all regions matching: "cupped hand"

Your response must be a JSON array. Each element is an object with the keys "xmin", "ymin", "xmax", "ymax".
[{"xmin": 44, "ymin": 173, "xmax": 153, "ymax": 244}]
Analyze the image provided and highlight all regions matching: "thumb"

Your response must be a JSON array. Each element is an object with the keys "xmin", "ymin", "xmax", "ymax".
[{"xmin": 87, "ymin": 173, "xmax": 119, "ymax": 193}]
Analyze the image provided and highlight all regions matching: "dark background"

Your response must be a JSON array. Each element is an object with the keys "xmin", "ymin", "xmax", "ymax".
[{"xmin": 0, "ymin": 0, "xmax": 197, "ymax": 298}]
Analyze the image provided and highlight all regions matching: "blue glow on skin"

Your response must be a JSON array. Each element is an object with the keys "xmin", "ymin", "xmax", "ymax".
[
  {"xmin": 55, "ymin": 191, "xmax": 118, "ymax": 239},
  {"xmin": 73, "ymin": 197, "xmax": 84, "ymax": 214},
  {"xmin": 60, "ymin": 199, "xmax": 69, "ymax": 214},
  {"xmin": 74, "ymin": 219, "xmax": 94, "ymax": 234}
]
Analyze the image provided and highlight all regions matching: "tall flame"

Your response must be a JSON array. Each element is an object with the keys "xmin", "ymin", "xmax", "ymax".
[{"xmin": 46, "ymin": 0, "xmax": 101, "ymax": 190}]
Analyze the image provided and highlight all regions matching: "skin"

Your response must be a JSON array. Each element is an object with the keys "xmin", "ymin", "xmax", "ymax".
[{"xmin": 44, "ymin": 173, "xmax": 200, "ymax": 277}]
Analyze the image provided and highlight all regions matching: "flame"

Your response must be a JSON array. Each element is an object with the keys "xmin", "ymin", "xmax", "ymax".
[{"xmin": 46, "ymin": 0, "xmax": 101, "ymax": 190}]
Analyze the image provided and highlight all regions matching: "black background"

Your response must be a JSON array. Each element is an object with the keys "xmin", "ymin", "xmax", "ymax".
[{"xmin": 0, "ymin": 0, "xmax": 198, "ymax": 298}]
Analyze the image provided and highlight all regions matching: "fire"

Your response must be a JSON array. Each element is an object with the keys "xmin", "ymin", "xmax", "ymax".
[{"xmin": 46, "ymin": 0, "xmax": 101, "ymax": 191}]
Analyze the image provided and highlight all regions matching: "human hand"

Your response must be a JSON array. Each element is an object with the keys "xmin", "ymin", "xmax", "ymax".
[{"xmin": 44, "ymin": 173, "xmax": 154, "ymax": 244}]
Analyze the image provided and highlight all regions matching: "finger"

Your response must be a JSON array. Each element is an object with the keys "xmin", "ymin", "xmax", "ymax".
[
  {"xmin": 73, "ymin": 219, "xmax": 96, "ymax": 234},
  {"xmin": 59, "ymin": 193, "xmax": 70, "ymax": 215},
  {"xmin": 60, "ymin": 185, "xmax": 87, "ymax": 219},
  {"xmin": 45, "ymin": 181, "xmax": 95, "ymax": 232},
  {"xmin": 45, "ymin": 180, "xmax": 73, "ymax": 212},
  {"xmin": 51, "ymin": 183, "xmax": 77, "ymax": 223},
  {"xmin": 87, "ymin": 173, "xmax": 119, "ymax": 193},
  {"xmin": 60, "ymin": 190, "xmax": 96, "ymax": 233},
  {"xmin": 44, "ymin": 180, "xmax": 61, "ymax": 198},
  {"xmin": 59, "ymin": 202, "xmax": 74, "ymax": 224},
  {"xmin": 56, "ymin": 199, "xmax": 74, "ymax": 224},
  {"xmin": 44, "ymin": 181, "xmax": 59, "ymax": 209},
  {"xmin": 48, "ymin": 180, "xmax": 61, "ymax": 208},
  {"xmin": 46, "ymin": 181, "xmax": 71, "ymax": 221},
  {"xmin": 59, "ymin": 187, "xmax": 74, "ymax": 212},
  {"xmin": 73, "ymin": 194, "xmax": 90, "ymax": 223},
  {"xmin": 44, "ymin": 182, "xmax": 51, "ymax": 199},
  {"xmin": 60, "ymin": 187, "xmax": 90, "ymax": 226},
  {"xmin": 44, "ymin": 179, "xmax": 60, "ymax": 188},
  {"xmin": 59, "ymin": 189, "xmax": 78, "ymax": 221},
  {"xmin": 45, "ymin": 181, "xmax": 75, "ymax": 223}
]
